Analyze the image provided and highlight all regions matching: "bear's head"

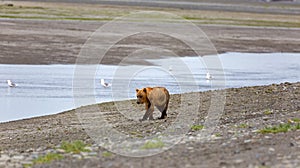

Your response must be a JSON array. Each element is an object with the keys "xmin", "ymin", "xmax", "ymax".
[{"xmin": 136, "ymin": 88, "xmax": 147, "ymax": 104}]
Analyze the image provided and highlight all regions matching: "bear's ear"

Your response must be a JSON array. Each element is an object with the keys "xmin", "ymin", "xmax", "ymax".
[
  {"xmin": 143, "ymin": 88, "xmax": 147, "ymax": 93},
  {"xmin": 136, "ymin": 88, "xmax": 139, "ymax": 93}
]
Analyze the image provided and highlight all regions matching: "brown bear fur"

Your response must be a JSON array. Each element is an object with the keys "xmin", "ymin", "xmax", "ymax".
[{"xmin": 136, "ymin": 87, "xmax": 170, "ymax": 121}]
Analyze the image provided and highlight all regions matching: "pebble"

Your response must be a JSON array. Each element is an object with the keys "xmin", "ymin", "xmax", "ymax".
[
  {"xmin": 73, "ymin": 154, "xmax": 82, "ymax": 159},
  {"xmin": 211, "ymin": 135, "xmax": 222, "ymax": 140},
  {"xmin": 88, "ymin": 152, "xmax": 98, "ymax": 156},
  {"xmin": 231, "ymin": 137, "xmax": 237, "ymax": 140},
  {"xmin": 188, "ymin": 136, "xmax": 195, "ymax": 141},
  {"xmin": 234, "ymin": 159, "xmax": 244, "ymax": 164},
  {"xmin": 0, "ymin": 154, "xmax": 10, "ymax": 161},
  {"xmin": 251, "ymin": 130, "xmax": 259, "ymax": 133},
  {"xmin": 20, "ymin": 161, "xmax": 33, "ymax": 165},
  {"xmin": 244, "ymin": 139, "xmax": 252, "ymax": 143},
  {"xmin": 56, "ymin": 149, "xmax": 66, "ymax": 154},
  {"xmin": 262, "ymin": 117, "xmax": 269, "ymax": 121},
  {"xmin": 12, "ymin": 155, "xmax": 24, "ymax": 161},
  {"xmin": 269, "ymin": 148, "xmax": 275, "ymax": 152},
  {"xmin": 80, "ymin": 152, "xmax": 89, "ymax": 157}
]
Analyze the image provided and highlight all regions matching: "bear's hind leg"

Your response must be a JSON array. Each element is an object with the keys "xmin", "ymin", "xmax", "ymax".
[
  {"xmin": 158, "ymin": 109, "xmax": 167, "ymax": 119},
  {"xmin": 157, "ymin": 105, "xmax": 167, "ymax": 119}
]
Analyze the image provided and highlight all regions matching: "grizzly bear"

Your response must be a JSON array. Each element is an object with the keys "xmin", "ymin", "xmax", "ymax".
[{"xmin": 136, "ymin": 87, "xmax": 170, "ymax": 121}]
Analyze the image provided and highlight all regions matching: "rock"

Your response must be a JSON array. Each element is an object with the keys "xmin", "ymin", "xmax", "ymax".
[
  {"xmin": 25, "ymin": 148, "xmax": 34, "ymax": 153},
  {"xmin": 73, "ymin": 154, "xmax": 82, "ymax": 159},
  {"xmin": 11, "ymin": 155, "xmax": 24, "ymax": 161},
  {"xmin": 88, "ymin": 152, "xmax": 98, "ymax": 156},
  {"xmin": 0, "ymin": 154, "xmax": 10, "ymax": 162},
  {"xmin": 228, "ymin": 130, "xmax": 235, "ymax": 134},
  {"xmin": 56, "ymin": 149, "xmax": 66, "ymax": 154},
  {"xmin": 231, "ymin": 137, "xmax": 237, "ymax": 140},
  {"xmin": 20, "ymin": 161, "xmax": 33, "ymax": 165},
  {"xmin": 84, "ymin": 146, "xmax": 93, "ymax": 152},
  {"xmin": 80, "ymin": 152, "xmax": 89, "ymax": 157},
  {"xmin": 30, "ymin": 153, "xmax": 39, "ymax": 159},
  {"xmin": 244, "ymin": 139, "xmax": 251, "ymax": 143},
  {"xmin": 234, "ymin": 159, "xmax": 244, "ymax": 164},
  {"xmin": 269, "ymin": 148, "xmax": 275, "ymax": 152},
  {"xmin": 262, "ymin": 117, "xmax": 269, "ymax": 121}
]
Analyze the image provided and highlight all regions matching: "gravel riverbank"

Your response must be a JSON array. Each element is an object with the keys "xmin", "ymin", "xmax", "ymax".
[
  {"xmin": 1, "ymin": 1, "xmax": 300, "ymax": 167},
  {"xmin": 0, "ymin": 82, "xmax": 299, "ymax": 167}
]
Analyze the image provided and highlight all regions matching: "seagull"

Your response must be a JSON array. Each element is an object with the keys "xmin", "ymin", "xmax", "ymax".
[
  {"xmin": 100, "ymin": 79, "xmax": 111, "ymax": 88},
  {"xmin": 168, "ymin": 65, "xmax": 172, "ymax": 71},
  {"xmin": 206, "ymin": 72, "xmax": 213, "ymax": 80},
  {"xmin": 7, "ymin": 80, "xmax": 17, "ymax": 87}
]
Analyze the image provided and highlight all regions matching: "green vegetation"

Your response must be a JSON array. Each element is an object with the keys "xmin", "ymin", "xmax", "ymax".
[
  {"xmin": 102, "ymin": 151, "xmax": 113, "ymax": 157},
  {"xmin": 60, "ymin": 140, "xmax": 91, "ymax": 154},
  {"xmin": 237, "ymin": 123, "xmax": 249, "ymax": 128},
  {"xmin": 129, "ymin": 131, "xmax": 144, "ymax": 138},
  {"xmin": 1, "ymin": 3, "xmax": 300, "ymax": 28},
  {"xmin": 264, "ymin": 109, "xmax": 273, "ymax": 115},
  {"xmin": 214, "ymin": 133, "xmax": 222, "ymax": 137},
  {"xmin": 291, "ymin": 118, "xmax": 300, "ymax": 123},
  {"xmin": 33, "ymin": 153, "xmax": 63, "ymax": 164},
  {"xmin": 141, "ymin": 138, "xmax": 164, "ymax": 149},
  {"xmin": 0, "ymin": 15, "xmax": 112, "ymax": 21},
  {"xmin": 0, "ymin": 3, "xmax": 126, "ymax": 21},
  {"xmin": 183, "ymin": 16, "xmax": 300, "ymax": 28},
  {"xmin": 264, "ymin": 88, "xmax": 273, "ymax": 94},
  {"xmin": 23, "ymin": 140, "xmax": 90, "ymax": 167},
  {"xmin": 191, "ymin": 125, "xmax": 204, "ymax": 131},
  {"xmin": 258, "ymin": 123, "xmax": 300, "ymax": 134}
]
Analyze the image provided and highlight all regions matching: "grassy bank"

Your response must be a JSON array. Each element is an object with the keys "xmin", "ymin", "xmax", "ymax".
[{"xmin": 1, "ymin": 1, "xmax": 300, "ymax": 28}]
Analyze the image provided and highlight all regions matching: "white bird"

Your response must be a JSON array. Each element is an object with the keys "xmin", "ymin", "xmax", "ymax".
[
  {"xmin": 206, "ymin": 72, "xmax": 213, "ymax": 80},
  {"xmin": 100, "ymin": 79, "xmax": 111, "ymax": 88},
  {"xmin": 7, "ymin": 80, "xmax": 17, "ymax": 87},
  {"xmin": 168, "ymin": 65, "xmax": 172, "ymax": 71}
]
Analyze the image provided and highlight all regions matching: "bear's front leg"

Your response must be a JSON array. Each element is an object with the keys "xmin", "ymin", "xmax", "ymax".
[{"xmin": 140, "ymin": 103, "xmax": 154, "ymax": 121}]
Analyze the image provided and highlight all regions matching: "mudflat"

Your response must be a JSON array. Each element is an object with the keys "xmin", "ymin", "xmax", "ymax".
[
  {"xmin": 1, "ymin": 19, "xmax": 300, "ymax": 65},
  {"xmin": 1, "ymin": 1, "xmax": 300, "ymax": 65}
]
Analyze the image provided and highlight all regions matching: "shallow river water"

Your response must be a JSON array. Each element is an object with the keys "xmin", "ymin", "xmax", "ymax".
[{"xmin": 1, "ymin": 52, "xmax": 299, "ymax": 122}]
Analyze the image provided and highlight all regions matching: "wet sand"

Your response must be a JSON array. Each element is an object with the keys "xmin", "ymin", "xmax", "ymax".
[{"xmin": 1, "ymin": 19, "xmax": 300, "ymax": 65}]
